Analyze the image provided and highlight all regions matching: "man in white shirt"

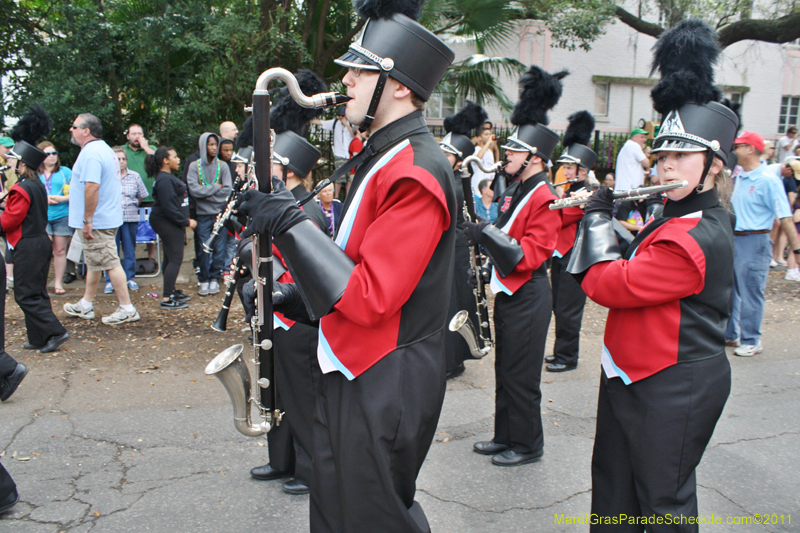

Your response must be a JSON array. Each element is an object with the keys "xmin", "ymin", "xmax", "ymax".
[
  {"xmin": 319, "ymin": 106, "xmax": 355, "ymax": 198},
  {"xmin": 778, "ymin": 126, "xmax": 798, "ymax": 163},
  {"xmin": 614, "ymin": 128, "xmax": 650, "ymax": 191}
]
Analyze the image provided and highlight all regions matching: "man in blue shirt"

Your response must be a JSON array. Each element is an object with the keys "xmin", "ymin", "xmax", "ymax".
[
  {"xmin": 63, "ymin": 114, "xmax": 140, "ymax": 325},
  {"xmin": 727, "ymin": 131, "xmax": 800, "ymax": 356}
]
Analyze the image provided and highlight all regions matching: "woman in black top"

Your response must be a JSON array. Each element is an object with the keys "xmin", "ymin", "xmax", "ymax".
[{"xmin": 146, "ymin": 147, "xmax": 197, "ymax": 309}]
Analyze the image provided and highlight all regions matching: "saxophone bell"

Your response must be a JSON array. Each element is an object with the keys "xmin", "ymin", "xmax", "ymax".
[{"xmin": 449, "ymin": 310, "xmax": 490, "ymax": 359}]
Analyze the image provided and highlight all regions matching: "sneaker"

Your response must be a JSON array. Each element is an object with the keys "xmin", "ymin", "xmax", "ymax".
[
  {"xmin": 102, "ymin": 307, "xmax": 141, "ymax": 325},
  {"xmin": 198, "ymin": 282, "xmax": 210, "ymax": 296},
  {"xmin": 127, "ymin": 280, "xmax": 140, "ymax": 291},
  {"xmin": 725, "ymin": 338, "xmax": 741, "ymax": 347},
  {"xmin": 172, "ymin": 290, "xmax": 192, "ymax": 302},
  {"xmin": 6, "ymin": 278, "xmax": 13, "ymax": 289},
  {"xmin": 104, "ymin": 282, "xmax": 114, "ymax": 294},
  {"xmin": 733, "ymin": 342, "xmax": 763, "ymax": 357},
  {"xmin": 785, "ymin": 270, "xmax": 800, "ymax": 281},
  {"xmin": 769, "ymin": 259, "xmax": 778, "ymax": 268},
  {"xmin": 63, "ymin": 301, "xmax": 95, "ymax": 320},
  {"xmin": 209, "ymin": 280, "xmax": 220, "ymax": 295},
  {"xmin": 161, "ymin": 296, "xmax": 188, "ymax": 310}
]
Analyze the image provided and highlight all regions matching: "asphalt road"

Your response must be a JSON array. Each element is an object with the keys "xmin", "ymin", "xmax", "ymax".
[{"xmin": 1, "ymin": 268, "xmax": 799, "ymax": 532}]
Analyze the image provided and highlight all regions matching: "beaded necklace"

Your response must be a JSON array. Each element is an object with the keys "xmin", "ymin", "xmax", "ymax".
[{"xmin": 198, "ymin": 161, "xmax": 220, "ymax": 186}]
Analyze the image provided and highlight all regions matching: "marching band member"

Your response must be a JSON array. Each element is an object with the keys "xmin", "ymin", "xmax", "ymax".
[
  {"xmin": 465, "ymin": 66, "xmax": 568, "ymax": 466},
  {"xmin": 439, "ymin": 100, "xmax": 489, "ymax": 378},
  {"xmin": 547, "ymin": 111, "xmax": 597, "ymax": 372},
  {"xmin": 566, "ymin": 20, "xmax": 738, "ymax": 529},
  {"xmin": 237, "ymin": 0, "xmax": 456, "ymax": 528}
]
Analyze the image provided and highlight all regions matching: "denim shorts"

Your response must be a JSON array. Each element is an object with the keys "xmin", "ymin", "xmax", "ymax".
[{"xmin": 46, "ymin": 215, "xmax": 73, "ymax": 237}]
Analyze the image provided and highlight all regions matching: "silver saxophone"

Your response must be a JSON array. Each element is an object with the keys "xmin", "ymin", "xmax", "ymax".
[
  {"xmin": 204, "ymin": 68, "xmax": 350, "ymax": 437},
  {"xmin": 447, "ymin": 155, "xmax": 502, "ymax": 359}
]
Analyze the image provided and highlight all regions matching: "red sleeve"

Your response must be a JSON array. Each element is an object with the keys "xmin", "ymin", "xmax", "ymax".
[
  {"xmin": 333, "ymin": 178, "xmax": 448, "ymax": 327},
  {"xmin": 0, "ymin": 187, "xmax": 31, "ymax": 234},
  {"xmin": 514, "ymin": 200, "xmax": 562, "ymax": 274},
  {"xmin": 581, "ymin": 240, "xmax": 704, "ymax": 308},
  {"xmin": 560, "ymin": 206, "xmax": 584, "ymax": 228}
]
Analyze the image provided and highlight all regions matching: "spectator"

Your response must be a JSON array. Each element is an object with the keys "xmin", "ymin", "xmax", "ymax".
[
  {"xmin": 771, "ymin": 161, "xmax": 800, "ymax": 279},
  {"xmin": 316, "ymin": 182, "xmax": 341, "ymax": 236},
  {"xmin": 1, "ymin": 141, "xmax": 69, "ymax": 352},
  {"xmin": 761, "ymin": 141, "xmax": 775, "ymax": 164},
  {"xmin": 186, "ymin": 132, "xmax": 231, "ymax": 296},
  {"xmin": 319, "ymin": 106, "xmax": 354, "ymax": 198},
  {"xmin": 37, "ymin": 141, "xmax": 71, "ymax": 295},
  {"xmin": 614, "ymin": 197, "xmax": 647, "ymax": 235},
  {"xmin": 219, "ymin": 121, "xmax": 239, "ymax": 142},
  {"xmin": 63, "ymin": 113, "xmax": 140, "ymax": 325},
  {"xmin": 614, "ymin": 128, "xmax": 650, "ymax": 191},
  {"xmin": 124, "ymin": 124, "xmax": 157, "ymax": 262},
  {"xmin": 470, "ymin": 124, "xmax": 496, "ymax": 197},
  {"xmin": 103, "ymin": 146, "xmax": 148, "ymax": 293},
  {"xmin": 726, "ymin": 131, "xmax": 800, "ymax": 355},
  {"xmin": 778, "ymin": 126, "xmax": 798, "ymax": 162},
  {"xmin": 474, "ymin": 178, "xmax": 498, "ymax": 223},
  {"xmin": 603, "ymin": 172, "xmax": 615, "ymax": 189},
  {"xmin": 217, "ymin": 138, "xmax": 238, "ymax": 269},
  {"xmin": 0, "ymin": 137, "xmax": 18, "ymax": 191},
  {"xmin": 147, "ymin": 147, "xmax": 196, "ymax": 309},
  {"xmin": 792, "ymin": 194, "xmax": 800, "ymax": 281}
]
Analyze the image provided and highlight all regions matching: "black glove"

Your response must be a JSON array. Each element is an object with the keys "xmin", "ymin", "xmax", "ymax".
[
  {"xmin": 223, "ymin": 215, "xmax": 242, "ymax": 235},
  {"xmin": 466, "ymin": 262, "xmax": 491, "ymax": 287},
  {"xmin": 272, "ymin": 281, "xmax": 311, "ymax": 323},
  {"xmin": 237, "ymin": 177, "xmax": 309, "ymax": 238},
  {"xmin": 584, "ymin": 187, "xmax": 615, "ymax": 217},
  {"xmin": 464, "ymin": 220, "xmax": 489, "ymax": 246}
]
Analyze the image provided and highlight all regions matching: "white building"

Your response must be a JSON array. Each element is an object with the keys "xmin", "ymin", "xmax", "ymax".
[{"xmin": 427, "ymin": 18, "xmax": 800, "ymax": 142}]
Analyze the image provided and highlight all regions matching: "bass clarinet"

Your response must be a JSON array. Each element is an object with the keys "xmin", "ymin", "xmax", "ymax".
[{"xmin": 204, "ymin": 68, "xmax": 349, "ymax": 437}]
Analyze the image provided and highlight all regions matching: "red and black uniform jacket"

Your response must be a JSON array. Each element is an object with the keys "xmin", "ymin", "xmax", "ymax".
[
  {"xmin": 489, "ymin": 171, "xmax": 561, "ymax": 295},
  {"xmin": 554, "ymin": 180, "xmax": 587, "ymax": 258},
  {"xmin": 1, "ymin": 178, "xmax": 48, "ymax": 248},
  {"xmin": 317, "ymin": 112, "xmax": 456, "ymax": 380},
  {"xmin": 581, "ymin": 189, "xmax": 733, "ymax": 384}
]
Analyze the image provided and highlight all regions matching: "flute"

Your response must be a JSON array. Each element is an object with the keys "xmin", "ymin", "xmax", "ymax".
[{"xmin": 549, "ymin": 181, "xmax": 688, "ymax": 210}]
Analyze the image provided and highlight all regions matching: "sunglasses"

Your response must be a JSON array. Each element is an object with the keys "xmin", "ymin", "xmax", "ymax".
[
  {"xmin": 45, "ymin": 151, "xmax": 58, "ymax": 156},
  {"xmin": 70, "ymin": 125, "xmax": 83, "ymax": 130}
]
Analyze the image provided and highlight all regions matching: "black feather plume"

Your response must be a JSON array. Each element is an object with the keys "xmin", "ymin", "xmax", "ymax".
[
  {"xmin": 650, "ymin": 19, "xmax": 722, "ymax": 114},
  {"xmin": 10, "ymin": 103, "xmax": 52, "ymax": 145},
  {"xmin": 237, "ymin": 116, "xmax": 253, "ymax": 148},
  {"xmin": 720, "ymin": 97, "xmax": 742, "ymax": 134},
  {"xmin": 443, "ymin": 100, "xmax": 488, "ymax": 136},
  {"xmin": 562, "ymin": 111, "xmax": 595, "ymax": 148},
  {"xmin": 353, "ymin": 0, "xmax": 424, "ymax": 21},
  {"xmin": 270, "ymin": 69, "xmax": 329, "ymax": 136},
  {"xmin": 510, "ymin": 66, "xmax": 569, "ymax": 126}
]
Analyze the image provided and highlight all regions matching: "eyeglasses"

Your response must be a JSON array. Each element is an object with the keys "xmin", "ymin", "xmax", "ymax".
[
  {"xmin": 349, "ymin": 67, "xmax": 362, "ymax": 77},
  {"xmin": 45, "ymin": 151, "xmax": 58, "ymax": 156},
  {"xmin": 70, "ymin": 125, "xmax": 81, "ymax": 130}
]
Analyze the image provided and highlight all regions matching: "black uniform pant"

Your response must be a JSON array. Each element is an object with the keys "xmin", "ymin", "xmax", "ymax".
[
  {"xmin": 310, "ymin": 332, "xmax": 446, "ymax": 533},
  {"xmin": 268, "ymin": 323, "xmax": 320, "ymax": 485},
  {"xmin": 551, "ymin": 249, "xmax": 587, "ymax": 366},
  {"xmin": 12, "ymin": 235, "xmax": 66, "ymax": 347},
  {"xmin": 0, "ymin": 462, "xmax": 15, "ymax": 503},
  {"xmin": 493, "ymin": 275, "xmax": 551, "ymax": 455},
  {"xmin": 591, "ymin": 353, "xmax": 731, "ymax": 532},
  {"xmin": 0, "ymin": 260, "xmax": 18, "ymax": 380},
  {"xmin": 149, "ymin": 214, "xmax": 185, "ymax": 297},
  {"xmin": 445, "ymin": 244, "xmax": 478, "ymax": 373}
]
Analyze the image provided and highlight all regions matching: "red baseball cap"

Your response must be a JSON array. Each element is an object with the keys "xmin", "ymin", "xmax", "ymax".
[{"xmin": 733, "ymin": 131, "xmax": 765, "ymax": 153}]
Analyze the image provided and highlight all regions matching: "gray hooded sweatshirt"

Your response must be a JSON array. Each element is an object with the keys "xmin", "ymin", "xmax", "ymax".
[{"xmin": 187, "ymin": 132, "xmax": 232, "ymax": 216}]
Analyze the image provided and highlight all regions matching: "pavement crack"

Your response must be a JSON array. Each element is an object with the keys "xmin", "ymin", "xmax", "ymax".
[
  {"xmin": 417, "ymin": 488, "xmax": 591, "ymax": 514},
  {"xmin": 696, "ymin": 484, "xmax": 770, "ymax": 530},
  {"xmin": 710, "ymin": 430, "xmax": 800, "ymax": 448}
]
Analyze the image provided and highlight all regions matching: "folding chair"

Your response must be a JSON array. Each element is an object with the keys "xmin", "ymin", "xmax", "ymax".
[{"xmin": 136, "ymin": 207, "xmax": 161, "ymax": 278}]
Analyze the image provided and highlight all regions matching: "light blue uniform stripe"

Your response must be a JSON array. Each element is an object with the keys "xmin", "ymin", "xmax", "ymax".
[
  {"xmin": 602, "ymin": 343, "xmax": 632, "ymax": 385},
  {"xmin": 318, "ymin": 328, "xmax": 356, "ymax": 381}
]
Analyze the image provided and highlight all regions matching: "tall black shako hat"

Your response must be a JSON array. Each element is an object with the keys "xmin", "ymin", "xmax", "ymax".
[
  {"xmin": 440, "ymin": 100, "xmax": 487, "ymax": 162},
  {"xmin": 8, "ymin": 104, "xmax": 52, "ymax": 170},
  {"xmin": 649, "ymin": 20, "xmax": 739, "ymax": 172},
  {"xmin": 270, "ymin": 70, "xmax": 327, "ymax": 179},
  {"xmin": 503, "ymin": 66, "xmax": 569, "ymax": 169},
  {"xmin": 557, "ymin": 111, "xmax": 597, "ymax": 170},
  {"xmin": 335, "ymin": 0, "xmax": 455, "ymax": 131}
]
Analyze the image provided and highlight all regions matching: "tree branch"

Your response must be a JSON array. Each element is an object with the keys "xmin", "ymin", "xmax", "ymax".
[
  {"xmin": 718, "ymin": 11, "xmax": 800, "ymax": 47},
  {"xmin": 315, "ymin": 19, "xmax": 365, "ymax": 73},
  {"xmin": 613, "ymin": 6, "xmax": 664, "ymax": 39}
]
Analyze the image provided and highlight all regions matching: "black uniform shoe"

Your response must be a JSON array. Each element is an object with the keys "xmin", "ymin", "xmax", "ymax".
[
  {"xmin": 546, "ymin": 362, "xmax": 578, "ymax": 373},
  {"xmin": 63, "ymin": 273, "xmax": 77, "ymax": 284},
  {"xmin": 171, "ymin": 290, "xmax": 192, "ymax": 302},
  {"xmin": 491, "ymin": 449, "xmax": 544, "ymax": 467},
  {"xmin": 446, "ymin": 363, "xmax": 465, "ymax": 380},
  {"xmin": 282, "ymin": 479, "xmax": 310, "ymax": 495},
  {"xmin": 161, "ymin": 296, "xmax": 188, "ymax": 310},
  {"xmin": 40, "ymin": 332, "xmax": 70, "ymax": 354},
  {"xmin": 544, "ymin": 355, "xmax": 555, "ymax": 364},
  {"xmin": 250, "ymin": 464, "xmax": 290, "ymax": 481},
  {"xmin": 23, "ymin": 343, "xmax": 42, "ymax": 350},
  {"xmin": 473, "ymin": 440, "xmax": 508, "ymax": 455},
  {"xmin": 0, "ymin": 488, "xmax": 19, "ymax": 514},
  {"xmin": 1, "ymin": 363, "xmax": 29, "ymax": 402}
]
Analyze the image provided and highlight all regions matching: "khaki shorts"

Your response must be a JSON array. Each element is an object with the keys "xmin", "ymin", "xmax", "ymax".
[{"xmin": 79, "ymin": 228, "xmax": 121, "ymax": 271}]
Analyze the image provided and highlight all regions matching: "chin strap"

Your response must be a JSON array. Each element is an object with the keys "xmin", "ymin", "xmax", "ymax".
[
  {"xmin": 359, "ymin": 63, "xmax": 393, "ymax": 133},
  {"xmin": 697, "ymin": 147, "xmax": 716, "ymax": 192},
  {"xmin": 509, "ymin": 152, "xmax": 534, "ymax": 183}
]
